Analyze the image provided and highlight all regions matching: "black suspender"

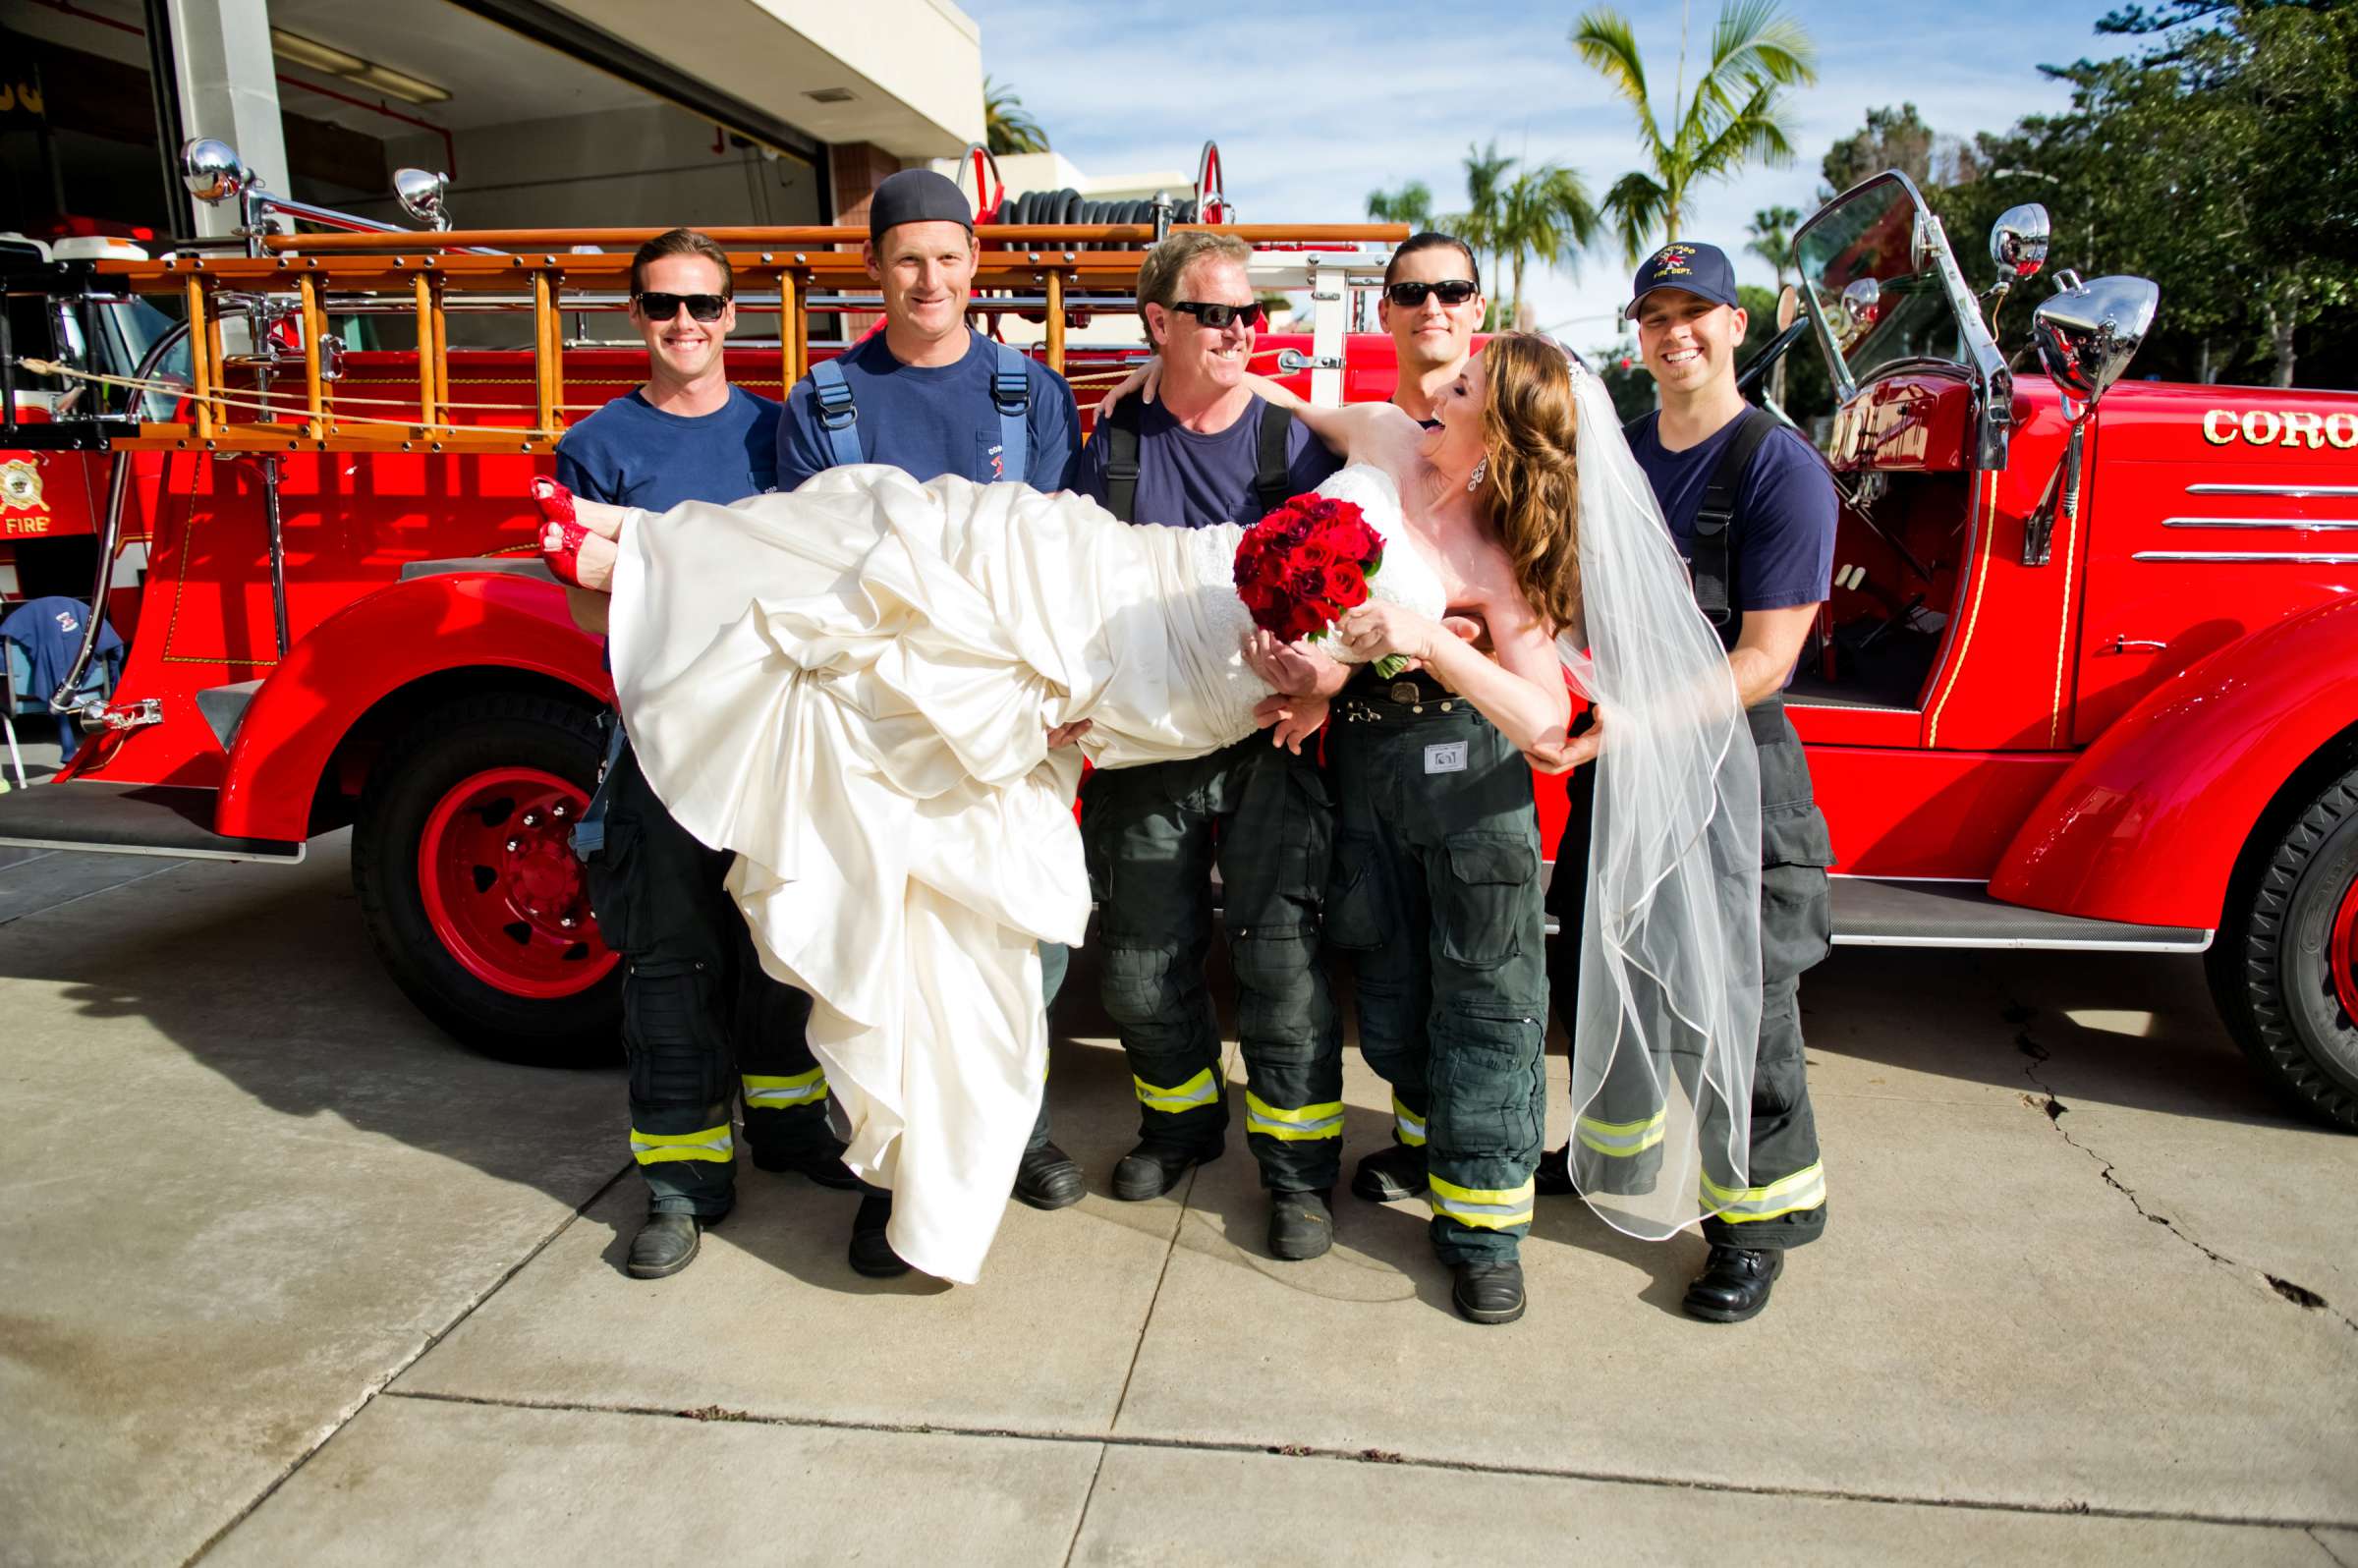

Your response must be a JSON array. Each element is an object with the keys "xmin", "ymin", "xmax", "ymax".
[
  {"xmin": 1098, "ymin": 395, "xmax": 1297, "ymax": 524},
  {"xmin": 1252, "ymin": 398, "xmax": 1293, "ymax": 515},
  {"xmin": 1687, "ymin": 407, "xmax": 1778, "ymax": 632},
  {"xmin": 1101, "ymin": 395, "xmax": 1144, "ymax": 523}
]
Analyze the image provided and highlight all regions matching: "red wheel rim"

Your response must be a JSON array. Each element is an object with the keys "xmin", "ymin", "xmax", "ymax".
[
  {"xmin": 2330, "ymin": 865, "xmax": 2358, "ymax": 1028},
  {"xmin": 419, "ymin": 766, "xmax": 617, "ymax": 1000}
]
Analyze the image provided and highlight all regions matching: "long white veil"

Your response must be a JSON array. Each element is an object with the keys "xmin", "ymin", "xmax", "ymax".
[{"xmin": 1555, "ymin": 359, "xmax": 1763, "ymax": 1240}]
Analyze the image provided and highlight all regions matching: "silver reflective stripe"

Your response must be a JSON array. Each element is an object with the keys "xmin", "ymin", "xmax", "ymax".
[
  {"xmin": 630, "ymin": 1132, "xmax": 734, "ymax": 1157},
  {"xmin": 1704, "ymin": 1161, "xmax": 1827, "ymax": 1220},
  {"xmin": 745, "ymin": 1084, "xmax": 825, "ymax": 1106},
  {"xmin": 1247, "ymin": 1108, "xmax": 1344, "ymax": 1138}
]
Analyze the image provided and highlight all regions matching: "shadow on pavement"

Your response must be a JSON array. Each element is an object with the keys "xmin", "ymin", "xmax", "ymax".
[{"xmin": 0, "ymin": 838, "xmax": 625, "ymax": 1210}]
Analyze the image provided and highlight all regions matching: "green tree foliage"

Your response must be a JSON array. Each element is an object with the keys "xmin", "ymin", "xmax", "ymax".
[
  {"xmin": 1494, "ymin": 164, "xmax": 1601, "ymax": 327},
  {"xmin": 983, "ymin": 78, "xmax": 1048, "ymax": 156},
  {"xmin": 1365, "ymin": 182, "xmax": 1434, "ymax": 228},
  {"xmin": 1745, "ymin": 205, "xmax": 1802, "ymax": 288},
  {"xmin": 1571, "ymin": 0, "xmax": 1819, "ymax": 260},
  {"xmin": 1819, "ymin": 3, "xmax": 2353, "ymax": 388}
]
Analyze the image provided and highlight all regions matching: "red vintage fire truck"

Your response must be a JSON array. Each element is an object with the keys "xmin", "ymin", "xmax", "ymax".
[{"xmin": 2, "ymin": 152, "xmax": 2353, "ymax": 1133}]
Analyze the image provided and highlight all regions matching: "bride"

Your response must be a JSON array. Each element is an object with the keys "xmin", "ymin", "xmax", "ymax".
[{"xmin": 538, "ymin": 336, "xmax": 1761, "ymax": 1289}]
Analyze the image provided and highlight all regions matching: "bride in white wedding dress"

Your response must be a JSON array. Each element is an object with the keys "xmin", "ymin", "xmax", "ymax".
[{"xmin": 540, "ymin": 338, "xmax": 1762, "ymax": 1286}]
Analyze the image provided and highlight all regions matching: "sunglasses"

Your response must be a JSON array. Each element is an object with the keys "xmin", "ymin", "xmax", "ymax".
[
  {"xmin": 1385, "ymin": 279, "xmax": 1480, "ymax": 308},
  {"xmin": 1169, "ymin": 300, "xmax": 1266, "ymax": 330},
  {"xmin": 635, "ymin": 291, "xmax": 729, "ymax": 322}
]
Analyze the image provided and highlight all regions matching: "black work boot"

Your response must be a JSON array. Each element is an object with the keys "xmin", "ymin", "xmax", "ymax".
[
  {"xmin": 1267, "ymin": 1189, "xmax": 1335, "ymax": 1260},
  {"xmin": 1111, "ymin": 1137, "xmax": 1223, "ymax": 1202},
  {"xmin": 1013, "ymin": 1139, "xmax": 1086, "ymax": 1210},
  {"xmin": 1350, "ymin": 1141, "xmax": 1428, "ymax": 1203},
  {"xmin": 626, "ymin": 1211, "xmax": 711, "ymax": 1280},
  {"xmin": 1451, "ymin": 1260, "xmax": 1527, "ymax": 1324},
  {"xmin": 1681, "ymin": 1244, "xmax": 1784, "ymax": 1322},
  {"xmin": 848, "ymin": 1192, "xmax": 910, "ymax": 1278},
  {"xmin": 752, "ymin": 1135, "xmax": 862, "ymax": 1190},
  {"xmin": 1534, "ymin": 1142, "xmax": 1579, "ymax": 1198}
]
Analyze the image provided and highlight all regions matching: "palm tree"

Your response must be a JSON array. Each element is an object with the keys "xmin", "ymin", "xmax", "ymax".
[
  {"xmin": 1571, "ymin": 1, "xmax": 1818, "ymax": 261},
  {"xmin": 1494, "ymin": 164, "xmax": 1600, "ymax": 327},
  {"xmin": 1449, "ymin": 140, "xmax": 1516, "ymax": 326},
  {"xmin": 1745, "ymin": 203, "xmax": 1802, "ymax": 290},
  {"xmin": 983, "ymin": 77, "xmax": 1048, "ymax": 156},
  {"xmin": 1365, "ymin": 181, "xmax": 1434, "ymax": 228}
]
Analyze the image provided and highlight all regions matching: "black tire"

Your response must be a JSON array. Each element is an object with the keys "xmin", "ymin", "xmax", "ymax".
[
  {"xmin": 351, "ymin": 690, "xmax": 622, "ymax": 1066},
  {"xmin": 2208, "ymin": 762, "xmax": 2358, "ymax": 1131}
]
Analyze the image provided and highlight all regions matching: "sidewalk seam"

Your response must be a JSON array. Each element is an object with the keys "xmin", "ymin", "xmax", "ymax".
[
  {"xmin": 374, "ymin": 1372, "xmax": 2358, "ymax": 1535},
  {"xmin": 179, "ymin": 1162, "xmax": 634, "ymax": 1568},
  {"xmin": 0, "ymin": 858, "xmax": 186, "ymax": 927},
  {"xmin": 1059, "ymin": 1084, "xmax": 1210, "ymax": 1567}
]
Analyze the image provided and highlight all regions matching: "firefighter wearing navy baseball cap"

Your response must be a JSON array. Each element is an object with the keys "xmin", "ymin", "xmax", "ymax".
[
  {"xmin": 774, "ymin": 167, "xmax": 1088, "ymax": 1278},
  {"xmin": 1535, "ymin": 237, "xmax": 1838, "ymax": 1323}
]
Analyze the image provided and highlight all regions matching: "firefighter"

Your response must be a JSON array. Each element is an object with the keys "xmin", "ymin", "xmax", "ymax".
[
  {"xmin": 1073, "ymin": 232, "xmax": 1347, "ymax": 1260},
  {"xmin": 1533, "ymin": 241, "xmax": 1836, "ymax": 1322},
  {"xmin": 774, "ymin": 168, "xmax": 1087, "ymax": 1277},
  {"xmin": 1378, "ymin": 232, "xmax": 1486, "ymax": 426},
  {"xmin": 563, "ymin": 228, "xmax": 858, "ymax": 1281}
]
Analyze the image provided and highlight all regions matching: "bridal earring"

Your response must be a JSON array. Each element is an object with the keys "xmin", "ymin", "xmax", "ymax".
[{"xmin": 1466, "ymin": 456, "xmax": 1488, "ymax": 493}]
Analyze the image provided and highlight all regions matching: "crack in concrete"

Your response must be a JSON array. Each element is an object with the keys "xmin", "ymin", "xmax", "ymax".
[
  {"xmin": 380, "ymin": 1384, "xmax": 2358, "ymax": 1536},
  {"xmin": 182, "ymin": 1163, "xmax": 635, "ymax": 1567},
  {"xmin": 2008, "ymin": 1003, "xmax": 2358, "ymax": 1336},
  {"xmin": 2313, "ymin": 1526, "xmax": 2358, "ymax": 1567}
]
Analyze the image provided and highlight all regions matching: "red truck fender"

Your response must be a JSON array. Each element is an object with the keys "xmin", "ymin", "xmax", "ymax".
[
  {"xmin": 1990, "ymin": 593, "xmax": 2358, "ymax": 930},
  {"xmin": 215, "ymin": 571, "xmax": 608, "ymax": 842}
]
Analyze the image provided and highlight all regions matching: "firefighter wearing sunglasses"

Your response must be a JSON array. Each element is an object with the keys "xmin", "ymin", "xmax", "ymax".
[
  {"xmin": 1070, "ymin": 232, "xmax": 1351, "ymax": 1260},
  {"xmin": 559, "ymin": 229, "xmax": 860, "ymax": 1282},
  {"xmin": 1378, "ymin": 233, "xmax": 1487, "ymax": 426}
]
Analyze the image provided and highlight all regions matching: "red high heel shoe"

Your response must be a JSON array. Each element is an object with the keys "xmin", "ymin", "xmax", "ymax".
[{"xmin": 533, "ymin": 476, "xmax": 591, "ymax": 588}]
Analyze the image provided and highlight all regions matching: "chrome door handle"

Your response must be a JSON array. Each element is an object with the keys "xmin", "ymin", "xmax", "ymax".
[{"xmin": 2098, "ymin": 635, "xmax": 2166, "ymax": 656}]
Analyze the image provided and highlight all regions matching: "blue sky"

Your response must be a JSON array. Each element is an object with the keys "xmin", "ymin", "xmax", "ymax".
[{"xmin": 958, "ymin": 0, "xmax": 2139, "ymax": 351}]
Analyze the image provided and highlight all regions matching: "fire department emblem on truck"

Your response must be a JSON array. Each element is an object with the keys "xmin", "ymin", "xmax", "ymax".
[{"xmin": 0, "ymin": 459, "xmax": 41, "ymax": 511}]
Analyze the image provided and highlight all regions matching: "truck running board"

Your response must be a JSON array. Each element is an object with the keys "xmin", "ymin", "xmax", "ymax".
[
  {"xmin": 1830, "ymin": 877, "xmax": 2210, "ymax": 952},
  {"xmin": 0, "ymin": 781, "xmax": 305, "ymax": 864}
]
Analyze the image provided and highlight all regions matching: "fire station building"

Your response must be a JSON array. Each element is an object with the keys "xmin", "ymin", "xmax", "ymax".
[{"xmin": 0, "ymin": 0, "xmax": 986, "ymax": 245}]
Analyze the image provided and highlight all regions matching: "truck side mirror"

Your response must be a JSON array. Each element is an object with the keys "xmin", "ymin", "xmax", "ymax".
[
  {"xmin": 393, "ymin": 168, "xmax": 452, "ymax": 232},
  {"xmin": 182, "ymin": 139, "xmax": 250, "ymax": 204},
  {"xmin": 1990, "ymin": 205, "xmax": 2049, "ymax": 284},
  {"xmin": 2032, "ymin": 274, "xmax": 2160, "ymax": 412}
]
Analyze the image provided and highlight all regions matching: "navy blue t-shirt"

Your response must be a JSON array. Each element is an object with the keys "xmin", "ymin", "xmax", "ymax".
[
  {"xmin": 777, "ymin": 330, "xmax": 1078, "ymax": 491},
  {"xmin": 1068, "ymin": 395, "xmax": 1342, "ymax": 530},
  {"xmin": 553, "ymin": 385, "xmax": 779, "ymax": 510},
  {"xmin": 1628, "ymin": 410, "xmax": 1835, "ymax": 615}
]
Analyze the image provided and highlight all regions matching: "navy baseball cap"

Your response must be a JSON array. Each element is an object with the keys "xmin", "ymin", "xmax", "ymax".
[
  {"xmin": 868, "ymin": 169, "xmax": 975, "ymax": 245},
  {"xmin": 1625, "ymin": 241, "xmax": 1740, "ymax": 315}
]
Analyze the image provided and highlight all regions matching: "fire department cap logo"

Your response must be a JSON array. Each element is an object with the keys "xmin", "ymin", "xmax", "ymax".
[
  {"xmin": 1625, "ymin": 240, "xmax": 1740, "ymax": 315},
  {"xmin": 0, "ymin": 459, "xmax": 41, "ymax": 511}
]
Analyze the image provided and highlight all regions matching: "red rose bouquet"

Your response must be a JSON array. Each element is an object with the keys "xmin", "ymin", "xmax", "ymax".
[{"xmin": 1232, "ymin": 493, "xmax": 1409, "ymax": 678}]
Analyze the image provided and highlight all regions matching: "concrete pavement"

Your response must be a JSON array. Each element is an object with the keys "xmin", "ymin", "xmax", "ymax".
[{"xmin": 1, "ymin": 838, "xmax": 2352, "ymax": 1566}]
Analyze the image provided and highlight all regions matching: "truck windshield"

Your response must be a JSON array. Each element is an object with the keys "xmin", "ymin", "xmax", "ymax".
[{"xmin": 1795, "ymin": 175, "xmax": 1965, "ymax": 393}]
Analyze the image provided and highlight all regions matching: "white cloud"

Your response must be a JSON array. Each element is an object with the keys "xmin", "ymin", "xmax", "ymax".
[{"xmin": 969, "ymin": 0, "xmax": 2138, "ymax": 351}]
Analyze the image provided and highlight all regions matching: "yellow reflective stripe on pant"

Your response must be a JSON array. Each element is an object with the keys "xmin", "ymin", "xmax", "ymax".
[
  {"xmin": 1134, "ymin": 1066, "xmax": 1219, "ymax": 1114},
  {"xmin": 742, "ymin": 1068, "xmax": 826, "ymax": 1109},
  {"xmin": 1702, "ymin": 1160, "xmax": 1827, "ymax": 1223},
  {"xmin": 1578, "ymin": 1107, "xmax": 1666, "ymax": 1157},
  {"xmin": 1244, "ymin": 1090, "xmax": 1343, "ymax": 1142},
  {"xmin": 630, "ymin": 1123, "xmax": 734, "ymax": 1165},
  {"xmin": 1428, "ymin": 1172, "xmax": 1535, "ymax": 1231},
  {"xmin": 1392, "ymin": 1093, "xmax": 1427, "ymax": 1148}
]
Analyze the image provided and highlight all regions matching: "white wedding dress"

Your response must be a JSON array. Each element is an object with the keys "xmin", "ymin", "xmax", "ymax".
[{"xmin": 606, "ymin": 462, "xmax": 1440, "ymax": 1282}]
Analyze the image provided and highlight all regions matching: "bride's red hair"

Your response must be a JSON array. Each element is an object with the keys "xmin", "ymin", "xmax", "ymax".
[{"xmin": 1477, "ymin": 332, "xmax": 1583, "ymax": 636}]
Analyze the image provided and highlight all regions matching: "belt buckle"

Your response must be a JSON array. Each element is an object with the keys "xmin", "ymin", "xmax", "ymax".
[{"xmin": 1388, "ymin": 681, "xmax": 1420, "ymax": 704}]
